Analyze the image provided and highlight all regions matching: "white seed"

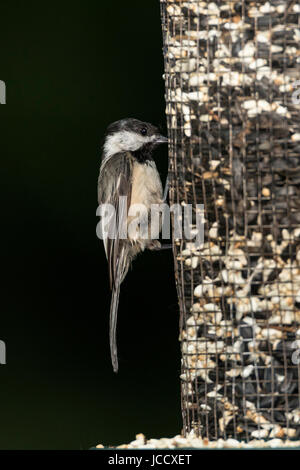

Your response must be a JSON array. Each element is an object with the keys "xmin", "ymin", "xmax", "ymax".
[
  {"xmin": 243, "ymin": 99, "xmax": 257, "ymax": 110},
  {"xmin": 186, "ymin": 315, "xmax": 198, "ymax": 326},
  {"xmin": 167, "ymin": 5, "xmax": 181, "ymax": 15},
  {"xmin": 257, "ymin": 31, "xmax": 270, "ymax": 43},
  {"xmin": 249, "ymin": 58, "xmax": 267, "ymax": 70},
  {"xmin": 200, "ymin": 114, "xmax": 210, "ymax": 122},
  {"xmin": 226, "ymin": 368, "xmax": 241, "ymax": 378},
  {"xmin": 260, "ymin": 2, "xmax": 275, "ymax": 13},
  {"xmin": 251, "ymin": 429, "xmax": 269, "ymax": 439},
  {"xmin": 258, "ymin": 99, "xmax": 272, "ymax": 111},
  {"xmin": 238, "ymin": 42, "xmax": 255, "ymax": 60},
  {"xmin": 292, "ymin": 133, "xmax": 300, "ymax": 142},
  {"xmin": 194, "ymin": 285, "xmax": 203, "ymax": 298},
  {"xmin": 191, "ymin": 303, "xmax": 201, "ymax": 313},
  {"xmin": 275, "ymin": 104, "xmax": 289, "ymax": 116},
  {"xmin": 271, "ymin": 45, "xmax": 283, "ymax": 53},
  {"xmin": 241, "ymin": 364, "xmax": 254, "ymax": 378},
  {"xmin": 203, "ymin": 303, "xmax": 221, "ymax": 312},
  {"xmin": 276, "ymin": 4, "xmax": 285, "ymax": 14},
  {"xmin": 248, "ymin": 7, "xmax": 262, "ymax": 18},
  {"xmin": 262, "ymin": 187, "xmax": 270, "ymax": 197},
  {"xmin": 261, "ymin": 328, "xmax": 283, "ymax": 340},
  {"xmin": 209, "ymin": 226, "xmax": 218, "ymax": 239},
  {"xmin": 184, "ymin": 123, "xmax": 192, "ymax": 137},
  {"xmin": 189, "ymin": 74, "xmax": 204, "ymax": 87},
  {"xmin": 188, "ymin": 90, "xmax": 208, "ymax": 102},
  {"xmin": 282, "ymin": 428, "xmax": 297, "ymax": 438},
  {"xmin": 209, "ymin": 160, "xmax": 220, "ymax": 170},
  {"xmin": 225, "ymin": 439, "xmax": 240, "ymax": 447}
]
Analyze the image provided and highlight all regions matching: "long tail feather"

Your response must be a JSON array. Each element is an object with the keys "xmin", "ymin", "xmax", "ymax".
[
  {"xmin": 110, "ymin": 277, "xmax": 121, "ymax": 373},
  {"xmin": 109, "ymin": 244, "xmax": 131, "ymax": 373}
]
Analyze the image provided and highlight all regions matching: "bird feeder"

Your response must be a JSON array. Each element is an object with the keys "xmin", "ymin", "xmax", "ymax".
[{"xmin": 160, "ymin": 0, "xmax": 300, "ymax": 442}]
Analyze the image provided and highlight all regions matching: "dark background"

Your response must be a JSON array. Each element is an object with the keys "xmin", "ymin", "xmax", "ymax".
[{"xmin": 0, "ymin": 1, "xmax": 180, "ymax": 450}]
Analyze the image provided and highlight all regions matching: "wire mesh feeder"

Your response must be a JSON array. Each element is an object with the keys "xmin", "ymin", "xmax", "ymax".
[{"xmin": 160, "ymin": 0, "xmax": 300, "ymax": 442}]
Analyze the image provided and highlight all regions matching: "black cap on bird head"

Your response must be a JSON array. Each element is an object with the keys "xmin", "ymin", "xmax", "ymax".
[{"xmin": 103, "ymin": 118, "xmax": 168, "ymax": 161}]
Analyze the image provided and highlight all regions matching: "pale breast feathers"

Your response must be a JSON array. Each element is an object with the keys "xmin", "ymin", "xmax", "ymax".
[{"xmin": 130, "ymin": 161, "xmax": 163, "ymax": 208}]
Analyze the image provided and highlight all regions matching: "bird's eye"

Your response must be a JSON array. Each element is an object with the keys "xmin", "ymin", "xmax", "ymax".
[{"xmin": 140, "ymin": 127, "xmax": 147, "ymax": 136}]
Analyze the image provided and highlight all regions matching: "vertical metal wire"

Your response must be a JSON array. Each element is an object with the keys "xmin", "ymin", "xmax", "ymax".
[{"xmin": 161, "ymin": 0, "xmax": 300, "ymax": 441}]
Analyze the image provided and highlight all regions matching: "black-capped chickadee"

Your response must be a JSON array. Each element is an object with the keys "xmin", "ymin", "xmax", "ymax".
[{"xmin": 98, "ymin": 118, "xmax": 168, "ymax": 373}]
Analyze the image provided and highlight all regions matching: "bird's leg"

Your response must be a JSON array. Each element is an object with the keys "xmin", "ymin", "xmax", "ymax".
[{"xmin": 157, "ymin": 243, "xmax": 173, "ymax": 251}]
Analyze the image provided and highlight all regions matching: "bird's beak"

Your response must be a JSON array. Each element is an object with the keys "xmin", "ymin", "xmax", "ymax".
[{"xmin": 155, "ymin": 135, "xmax": 168, "ymax": 144}]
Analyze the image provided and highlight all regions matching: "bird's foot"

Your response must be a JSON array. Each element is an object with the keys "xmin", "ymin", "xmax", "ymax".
[
  {"xmin": 149, "ymin": 241, "xmax": 173, "ymax": 251},
  {"xmin": 148, "ymin": 240, "xmax": 161, "ymax": 250}
]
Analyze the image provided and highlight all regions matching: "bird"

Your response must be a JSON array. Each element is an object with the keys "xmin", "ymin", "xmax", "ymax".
[{"xmin": 97, "ymin": 118, "xmax": 168, "ymax": 373}]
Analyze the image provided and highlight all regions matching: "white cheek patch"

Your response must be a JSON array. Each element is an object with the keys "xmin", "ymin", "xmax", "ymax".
[{"xmin": 104, "ymin": 131, "xmax": 156, "ymax": 158}]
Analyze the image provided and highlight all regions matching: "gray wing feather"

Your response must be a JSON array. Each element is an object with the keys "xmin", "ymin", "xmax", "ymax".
[
  {"xmin": 98, "ymin": 152, "xmax": 132, "ymax": 288},
  {"xmin": 98, "ymin": 152, "xmax": 132, "ymax": 372}
]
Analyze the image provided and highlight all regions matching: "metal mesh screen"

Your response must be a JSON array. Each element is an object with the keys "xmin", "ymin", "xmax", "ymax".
[{"xmin": 160, "ymin": 0, "xmax": 300, "ymax": 441}]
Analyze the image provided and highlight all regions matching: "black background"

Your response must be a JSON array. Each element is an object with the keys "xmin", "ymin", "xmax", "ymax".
[{"xmin": 0, "ymin": 1, "xmax": 180, "ymax": 449}]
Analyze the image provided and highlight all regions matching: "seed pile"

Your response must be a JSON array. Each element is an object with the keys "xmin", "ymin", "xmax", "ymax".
[
  {"xmin": 96, "ymin": 432, "xmax": 300, "ymax": 449},
  {"xmin": 161, "ymin": 0, "xmax": 300, "ymax": 441}
]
